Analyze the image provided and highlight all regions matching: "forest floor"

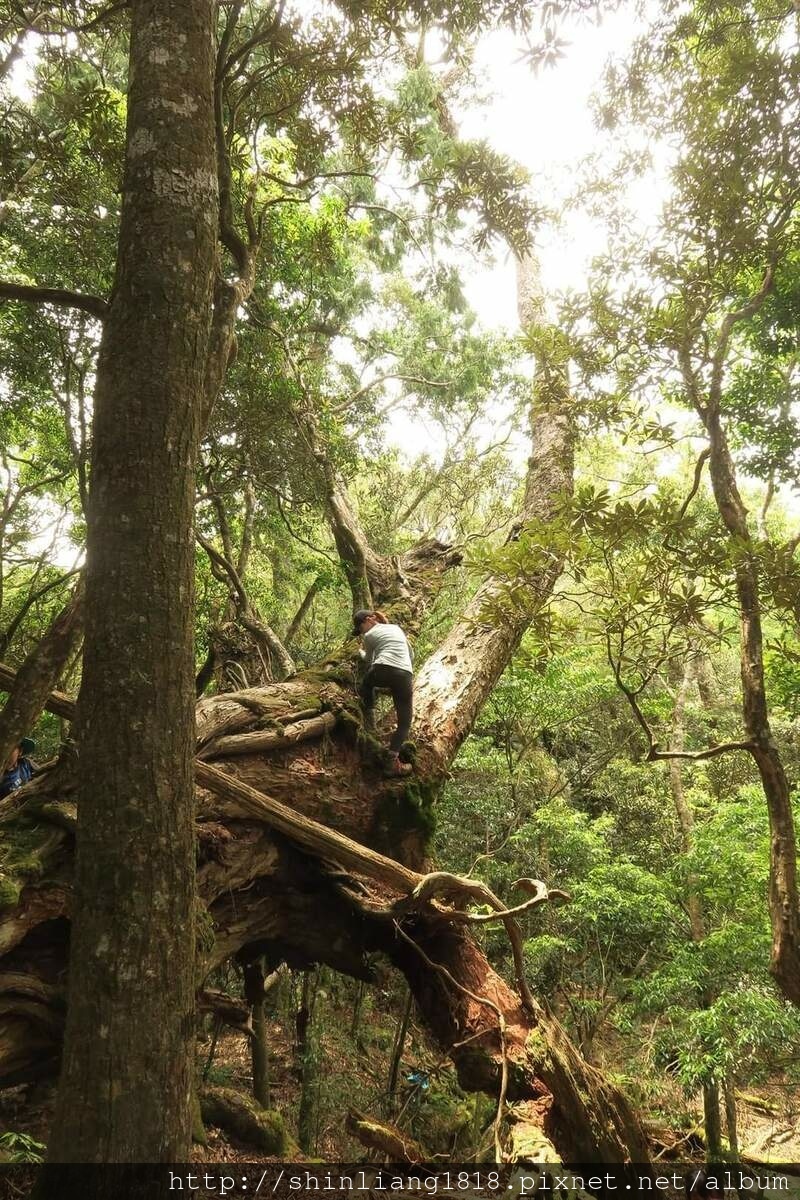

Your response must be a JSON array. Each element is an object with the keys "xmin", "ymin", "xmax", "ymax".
[
  {"xmin": 718, "ymin": 1101, "xmax": 800, "ymax": 1162},
  {"xmin": 192, "ymin": 986, "xmax": 460, "ymax": 1162},
  {"xmin": 195, "ymin": 1017, "xmax": 800, "ymax": 1166},
  {"xmin": 0, "ymin": 988, "xmax": 798, "ymax": 1165}
]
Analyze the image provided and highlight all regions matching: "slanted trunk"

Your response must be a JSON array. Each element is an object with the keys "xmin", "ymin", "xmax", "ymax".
[
  {"xmin": 44, "ymin": 0, "xmax": 218, "ymax": 1164},
  {"xmin": 293, "ymin": 393, "xmax": 461, "ymax": 618},
  {"xmin": 414, "ymin": 396, "xmax": 572, "ymax": 778},
  {"xmin": 0, "ymin": 579, "xmax": 84, "ymax": 770},
  {"xmin": 285, "ymin": 576, "xmax": 323, "ymax": 648},
  {"xmin": 414, "ymin": 259, "xmax": 573, "ymax": 779},
  {"xmin": 703, "ymin": 394, "xmax": 800, "ymax": 1004},
  {"xmin": 0, "ymin": 664, "xmax": 75, "ymax": 723}
]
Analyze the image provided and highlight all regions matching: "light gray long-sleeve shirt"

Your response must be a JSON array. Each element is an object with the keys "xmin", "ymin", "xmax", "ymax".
[{"xmin": 360, "ymin": 623, "xmax": 413, "ymax": 673}]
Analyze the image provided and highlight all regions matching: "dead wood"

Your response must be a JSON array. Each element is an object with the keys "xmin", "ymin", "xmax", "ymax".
[
  {"xmin": 197, "ymin": 989, "xmax": 253, "ymax": 1036},
  {"xmin": 345, "ymin": 1108, "xmax": 425, "ymax": 1163},
  {"xmin": 198, "ymin": 712, "xmax": 336, "ymax": 760},
  {"xmin": 199, "ymin": 1085, "xmax": 290, "ymax": 1155}
]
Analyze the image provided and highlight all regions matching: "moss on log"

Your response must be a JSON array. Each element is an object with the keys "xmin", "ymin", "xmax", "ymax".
[
  {"xmin": 345, "ymin": 1108, "xmax": 425, "ymax": 1163},
  {"xmin": 200, "ymin": 1085, "xmax": 292, "ymax": 1155}
]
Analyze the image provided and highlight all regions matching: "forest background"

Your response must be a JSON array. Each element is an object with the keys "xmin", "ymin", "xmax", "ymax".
[{"xmin": 0, "ymin": 0, "xmax": 799, "ymax": 1171}]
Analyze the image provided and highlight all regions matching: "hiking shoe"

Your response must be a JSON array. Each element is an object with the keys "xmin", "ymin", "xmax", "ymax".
[{"xmin": 385, "ymin": 753, "xmax": 413, "ymax": 777}]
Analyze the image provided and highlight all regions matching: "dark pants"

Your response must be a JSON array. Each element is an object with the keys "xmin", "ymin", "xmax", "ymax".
[{"xmin": 360, "ymin": 664, "xmax": 413, "ymax": 752}]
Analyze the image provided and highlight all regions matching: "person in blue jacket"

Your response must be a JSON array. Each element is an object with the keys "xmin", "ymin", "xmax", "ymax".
[{"xmin": 0, "ymin": 737, "xmax": 36, "ymax": 799}]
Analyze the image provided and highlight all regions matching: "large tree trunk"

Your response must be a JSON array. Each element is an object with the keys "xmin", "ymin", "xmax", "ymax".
[
  {"xmin": 43, "ymin": 0, "xmax": 218, "ymax": 1164},
  {"xmin": 0, "ymin": 648, "xmax": 648, "ymax": 1162},
  {"xmin": 0, "ymin": 706, "xmax": 648, "ymax": 1162},
  {"xmin": 414, "ymin": 394, "xmax": 572, "ymax": 779}
]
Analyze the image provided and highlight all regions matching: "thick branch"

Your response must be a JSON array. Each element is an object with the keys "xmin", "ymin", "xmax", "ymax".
[
  {"xmin": 284, "ymin": 575, "xmax": 322, "ymax": 645},
  {"xmin": 279, "ymin": 364, "xmax": 460, "ymax": 621},
  {"xmin": 196, "ymin": 760, "xmax": 422, "ymax": 893},
  {"xmin": 609, "ymin": 648, "xmax": 756, "ymax": 763},
  {"xmin": 0, "ymin": 567, "xmax": 81, "ymax": 658},
  {"xmin": 677, "ymin": 448, "xmax": 710, "ymax": 521},
  {"xmin": 195, "ymin": 762, "xmax": 563, "ymax": 1029},
  {"xmin": 413, "ymin": 259, "xmax": 574, "ymax": 778},
  {"xmin": 6, "ymin": 1, "xmax": 129, "ymax": 36},
  {"xmin": 197, "ymin": 531, "xmax": 248, "ymax": 609},
  {"xmin": 0, "ymin": 282, "xmax": 108, "ymax": 320},
  {"xmin": 648, "ymin": 742, "xmax": 756, "ymax": 762},
  {"xmin": 0, "ymin": 663, "xmax": 75, "ymax": 721},
  {"xmin": 336, "ymin": 372, "xmax": 448, "ymax": 413},
  {"xmin": 198, "ymin": 712, "xmax": 335, "ymax": 759}
]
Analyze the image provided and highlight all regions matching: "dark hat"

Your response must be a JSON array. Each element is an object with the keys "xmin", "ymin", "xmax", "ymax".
[
  {"xmin": 19, "ymin": 737, "xmax": 35, "ymax": 755},
  {"xmin": 352, "ymin": 609, "xmax": 372, "ymax": 634}
]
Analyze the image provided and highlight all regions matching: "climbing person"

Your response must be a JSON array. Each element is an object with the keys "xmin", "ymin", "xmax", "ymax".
[
  {"xmin": 0, "ymin": 737, "xmax": 36, "ymax": 800},
  {"xmin": 353, "ymin": 609, "xmax": 414, "ymax": 777}
]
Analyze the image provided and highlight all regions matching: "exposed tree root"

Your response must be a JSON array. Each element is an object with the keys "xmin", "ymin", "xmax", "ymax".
[{"xmin": 198, "ymin": 712, "xmax": 336, "ymax": 760}]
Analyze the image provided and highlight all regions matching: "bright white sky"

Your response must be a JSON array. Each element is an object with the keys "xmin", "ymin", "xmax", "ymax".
[
  {"xmin": 457, "ymin": 5, "xmax": 651, "ymax": 330},
  {"xmin": 384, "ymin": 4, "xmax": 660, "ymax": 464},
  {"xmin": 7, "ymin": 5, "xmax": 661, "ymax": 470},
  {"xmin": 7, "ymin": 5, "xmax": 649, "ymax": 328}
]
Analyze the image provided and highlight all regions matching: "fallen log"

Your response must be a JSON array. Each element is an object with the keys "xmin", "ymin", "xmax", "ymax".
[
  {"xmin": 345, "ymin": 1108, "xmax": 425, "ymax": 1163},
  {"xmin": 199, "ymin": 1085, "xmax": 293, "ymax": 1155}
]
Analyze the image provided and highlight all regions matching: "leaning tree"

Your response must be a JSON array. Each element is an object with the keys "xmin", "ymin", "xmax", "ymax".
[
  {"xmin": 0, "ymin": 0, "xmax": 651, "ymax": 1164},
  {"xmin": 0, "ymin": 258, "xmax": 648, "ymax": 1161}
]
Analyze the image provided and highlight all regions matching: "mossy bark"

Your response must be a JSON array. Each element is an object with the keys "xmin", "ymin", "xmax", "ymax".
[
  {"xmin": 44, "ymin": 0, "xmax": 218, "ymax": 1165},
  {"xmin": 200, "ymin": 1086, "xmax": 290, "ymax": 1155}
]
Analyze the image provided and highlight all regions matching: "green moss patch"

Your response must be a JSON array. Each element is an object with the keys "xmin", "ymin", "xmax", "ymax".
[
  {"xmin": 0, "ymin": 875, "xmax": 22, "ymax": 909},
  {"xmin": 0, "ymin": 817, "xmax": 57, "ymax": 909},
  {"xmin": 296, "ymin": 659, "xmax": 355, "ymax": 689},
  {"xmin": 372, "ymin": 777, "xmax": 438, "ymax": 851},
  {"xmin": 200, "ymin": 1085, "xmax": 292, "ymax": 1155}
]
